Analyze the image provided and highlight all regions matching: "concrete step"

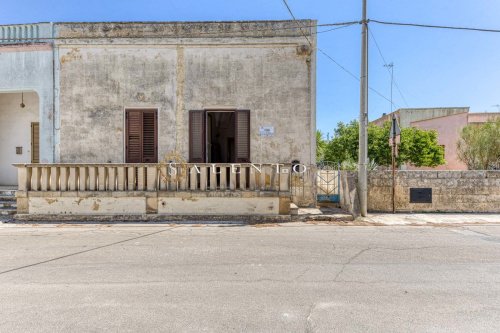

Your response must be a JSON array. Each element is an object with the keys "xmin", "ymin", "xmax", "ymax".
[
  {"xmin": 317, "ymin": 202, "xmax": 341, "ymax": 208},
  {"xmin": 290, "ymin": 203, "xmax": 299, "ymax": 216},
  {"xmin": 0, "ymin": 201, "xmax": 16, "ymax": 209},
  {"xmin": 0, "ymin": 190, "xmax": 16, "ymax": 197},
  {"xmin": 0, "ymin": 208, "xmax": 16, "ymax": 216}
]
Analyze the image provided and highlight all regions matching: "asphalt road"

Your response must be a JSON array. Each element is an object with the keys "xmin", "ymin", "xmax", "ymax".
[{"xmin": 1, "ymin": 222, "xmax": 499, "ymax": 332}]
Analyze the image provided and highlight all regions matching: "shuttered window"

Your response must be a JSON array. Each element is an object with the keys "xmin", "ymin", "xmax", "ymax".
[
  {"xmin": 142, "ymin": 111, "xmax": 157, "ymax": 162},
  {"xmin": 125, "ymin": 109, "xmax": 158, "ymax": 163},
  {"xmin": 31, "ymin": 122, "xmax": 39, "ymax": 163},
  {"xmin": 189, "ymin": 110, "xmax": 206, "ymax": 163},
  {"xmin": 235, "ymin": 109, "xmax": 250, "ymax": 163}
]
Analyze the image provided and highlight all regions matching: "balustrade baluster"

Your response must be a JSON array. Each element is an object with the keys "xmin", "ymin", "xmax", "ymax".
[
  {"xmin": 98, "ymin": 166, "xmax": 106, "ymax": 191},
  {"xmin": 146, "ymin": 166, "xmax": 157, "ymax": 191},
  {"xmin": 108, "ymin": 167, "xmax": 117, "ymax": 191},
  {"xmin": 41, "ymin": 167, "xmax": 50, "ymax": 191},
  {"xmin": 200, "ymin": 166, "xmax": 207, "ymax": 191},
  {"xmin": 127, "ymin": 167, "xmax": 136, "ymax": 191},
  {"xmin": 50, "ymin": 166, "xmax": 59, "ymax": 191},
  {"xmin": 88, "ymin": 167, "xmax": 97, "ymax": 190},
  {"xmin": 31, "ymin": 167, "xmax": 41, "ymax": 191},
  {"xmin": 79, "ymin": 166, "xmax": 88, "ymax": 191},
  {"xmin": 117, "ymin": 167, "xmax": 126, "ymax": 191}
]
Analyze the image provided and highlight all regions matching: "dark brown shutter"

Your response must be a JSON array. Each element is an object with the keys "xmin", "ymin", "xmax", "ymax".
[
  {"xmin": 31, "ymin": 122, "xmax": 40, "ymax": 163},
  {"xmin": 142, "ymin": 110, "xmax": 158, "ymax": 162},
  {"xmin": 235, "ymin": 109, "xmax": 250, "ymax": 163},
  {"xmin": 126, "ymin": 110, "xmax": 143, "ymax": 163},
  {"xmin": 189, "ymin": 110, "xmax": 206, "ymax": 163},
  {"xmin": 126, "ymin": 110, "xmax": 158, "ymax": 163}
]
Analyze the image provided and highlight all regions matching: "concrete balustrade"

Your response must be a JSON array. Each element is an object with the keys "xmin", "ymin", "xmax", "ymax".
[
  {"xmin": 13, "ymin": 163, "xmax": 293, "ymax": 216},
  {"xmin": 13, "ymin": 163, "xmax": 291, "ymax": 193}
]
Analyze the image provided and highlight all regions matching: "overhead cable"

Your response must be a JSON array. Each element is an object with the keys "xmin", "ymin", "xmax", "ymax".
[
  {"xmin": 370, "ymin": 19, "xmax": 500, "ymax": 33},
  {"xmin": 368, "ymin": 28, "xmax": 410, "ymax": 107}
]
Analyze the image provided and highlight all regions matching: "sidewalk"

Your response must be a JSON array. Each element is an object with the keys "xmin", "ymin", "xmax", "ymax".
[
  {"xmin": 2, "ymin": 205, "xmax": 499, "ymax": 226},
  {"xmin": 357, "ymin": 213, "xmax": 500, "ymax": 226},
  {"xmin": 295, "ymin": 206, "xmax": 500, "ymax": 226}
]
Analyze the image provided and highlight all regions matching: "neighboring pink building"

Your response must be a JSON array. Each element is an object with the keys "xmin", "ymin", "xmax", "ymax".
[{"xmin": 371, "ymin": 108, "xmax": 500, "ymax": 170}]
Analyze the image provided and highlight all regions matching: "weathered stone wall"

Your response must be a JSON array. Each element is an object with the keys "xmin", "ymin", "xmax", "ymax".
[
  {"xmin": 339, "ymin": 171, "xmax": 360, "ymax": 218},
  {"xmin": 55, "ymin": 20, "xmax": 316, "ymax": 165},
  {"xmin": 340, "ymin": 170, "xmax": 500, "ymax": 215},
  {"xmin": 369, "ymin": 170, "xmax": 500, "ymax": 213}
]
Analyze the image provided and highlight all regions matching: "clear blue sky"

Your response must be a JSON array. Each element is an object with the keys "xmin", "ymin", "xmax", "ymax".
[{"xmin": 2, "ymin": 0, "xmax": 499, "ymax": 137}]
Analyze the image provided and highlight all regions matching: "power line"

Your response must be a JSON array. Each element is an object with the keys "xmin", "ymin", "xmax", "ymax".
[
  {"xmin": 280, "ymin": 0, "xmax": 398, "ymax": 108},
  {"xmin": 315, "ymin": 23, "xmax": 358, "ymax": 34},
  {"xmin": 281, "ymin": 0, "xmax": 313, "ymax": 46},
  {"xmin": 370, "ymin": 19, "xmax": 500, "ymax": 33},
  {"xmin": 316, "ymin": 48, "xmax": 358, "ymax": 80},
  {"xmin": 368, "ymin": 82, "xmax": 400, "ymax": 108},
  {"xmin": 368, "ymin": 28, "xmax": 409, "ymax": 107},
  {"xmin": 319, "ymin": 47, "xmax": 400, "ymax": 109}
]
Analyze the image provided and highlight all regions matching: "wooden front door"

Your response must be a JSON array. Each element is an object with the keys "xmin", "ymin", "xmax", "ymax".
[
  {"xmin": 125, "ymin": 109, "xmax": 158, "ymax": 163},
  {"xmin": 31, "ymin": 122, "xmax": 39, "ymax": 163},
  {"xmin": 188, "ymin": 110, "xmax": 250, "ymax": 163}
]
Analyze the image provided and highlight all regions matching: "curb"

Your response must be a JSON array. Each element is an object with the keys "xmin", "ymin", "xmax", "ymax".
[{"xmin": 12, "ymin": 214, "xmax": 293, "ymax": 224}]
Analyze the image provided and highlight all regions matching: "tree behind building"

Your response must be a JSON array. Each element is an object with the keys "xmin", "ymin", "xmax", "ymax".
[{"xmin": 457, "ymin": 117, "xmax": 500, "ymax": 170}]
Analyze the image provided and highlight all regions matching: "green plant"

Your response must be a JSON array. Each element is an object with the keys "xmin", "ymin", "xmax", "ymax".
[
  {"xmin": 324, "ymin": 120, "xmax": 445, "ymax": 168},
  {"xmin": 457, "ymin": 117, "xmax": 500, "ymax": 170}
]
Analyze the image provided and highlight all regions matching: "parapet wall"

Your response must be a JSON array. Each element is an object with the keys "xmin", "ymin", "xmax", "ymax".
[{"xmin": 340, "ymin": 170, "xmax": 500, "ymax": 215}]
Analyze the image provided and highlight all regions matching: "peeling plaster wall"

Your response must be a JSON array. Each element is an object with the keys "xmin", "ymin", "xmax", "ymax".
[
  {"xmin": 183, "ymin": 46, "xmax": 312, "ymax": 163},
  {"xmin": 55, "ymin": 21, "xmax": 316, "ymax": 164},
  {"xmin": 23, "ymin": 191, "xmax": 288, "ymax": 216},
  {"xmin": 58, "ymin": 46, "xmax": 177, "ymax": 162}
]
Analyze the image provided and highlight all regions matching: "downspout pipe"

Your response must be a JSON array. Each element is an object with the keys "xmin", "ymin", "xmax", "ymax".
[{"xmin": 51, "ymin": 22, "xmax": 56, "ymax": 163}]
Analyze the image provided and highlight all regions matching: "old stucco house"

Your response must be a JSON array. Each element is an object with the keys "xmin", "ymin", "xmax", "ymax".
[{"xmin": 0, "ymin": 20, "xmax": 317, "ymax": 216}]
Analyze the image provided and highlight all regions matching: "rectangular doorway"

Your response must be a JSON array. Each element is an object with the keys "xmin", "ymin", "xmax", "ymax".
[
  {"xmin": 125, "ymin": 109, "xmax": 158, "ymax": 163},
  {"xmin": 189, "ymin": 110, "xmax": 250, "ymax": 163},
  {"xmin": 207, "ymin": 111, "xmax": 234, "ymax": 163}
]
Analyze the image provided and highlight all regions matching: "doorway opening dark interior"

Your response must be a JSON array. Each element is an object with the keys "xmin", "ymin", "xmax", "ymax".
[{"xmin": 206, "ymin": 111, "xmax": 235, "ymax": 163}]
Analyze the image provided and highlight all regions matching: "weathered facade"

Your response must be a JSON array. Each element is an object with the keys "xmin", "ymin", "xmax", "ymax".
[{"xmin": 0, "ymin": 20, "xmax": 317, "ymax": 185}]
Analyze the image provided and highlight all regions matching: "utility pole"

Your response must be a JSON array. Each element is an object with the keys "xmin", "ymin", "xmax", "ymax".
[
  {"xmin": 390, "ymin": 116, "xmax": 396, "ymax": 213},
  {"xmin": 389, "ymin": 115, "xmax": 400, "ymax": 213},
  {"xmin": 358, "ymin": 0, "xmax": 369, "ymax": 217},
  {"xmin": 386, "ymin": 62, "xmax": 395, "ymax": 214}
]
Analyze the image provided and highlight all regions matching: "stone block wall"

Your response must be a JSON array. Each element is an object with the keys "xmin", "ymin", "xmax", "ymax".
[
  {"xmin": 341, "ymin": 170, "xmax": 500, "ymax": 215},
  {"xmin": 339, "ymin": 171, "xmax": 360, "ymax": 217}
]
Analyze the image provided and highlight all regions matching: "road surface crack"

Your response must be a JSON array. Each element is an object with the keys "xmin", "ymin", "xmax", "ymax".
[
  {"xmin": 333, "ymin": 246, "xmax": 371, "ymax": 282},
  {"xmin": 0, "ymin": 227, "xmax": 175, "ymax": 275}
]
